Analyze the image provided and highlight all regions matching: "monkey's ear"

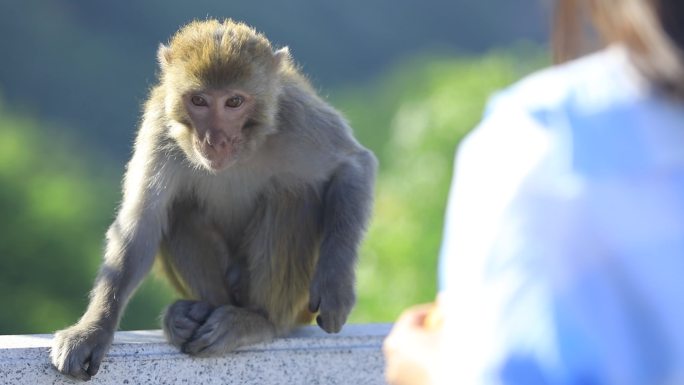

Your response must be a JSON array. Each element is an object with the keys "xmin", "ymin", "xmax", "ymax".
[
  {"xmin": 274, "ymin": 47, "xmax": 291, "ymax": 68},
  {"xmin": 157, "ymin": 43, "xmax": 172, "ymax": 70}
]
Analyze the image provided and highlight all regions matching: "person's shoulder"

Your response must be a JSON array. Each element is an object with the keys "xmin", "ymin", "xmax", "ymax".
[{"xmin": 487, "ymin": 45, "xmax": 643, "ymax": 119}]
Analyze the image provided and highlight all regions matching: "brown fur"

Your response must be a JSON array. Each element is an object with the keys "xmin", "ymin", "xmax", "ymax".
[{"xmin": 51, "ymin": 19, "xmax": 376, "ymax": 381}]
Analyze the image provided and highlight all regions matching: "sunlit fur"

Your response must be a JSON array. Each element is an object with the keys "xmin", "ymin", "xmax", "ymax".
[
  {"xmin": 161, "ymin": 20, "xmax": 284, "ymax": 130},
  {"xmin": 51, "ymin": 19, "xmax": 377, "ymax": 381}
]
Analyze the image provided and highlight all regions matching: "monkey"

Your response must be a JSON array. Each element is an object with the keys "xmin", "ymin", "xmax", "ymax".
[{"xmin": 50, "ymin": 19, "xmax": 377, "ymax": 381}]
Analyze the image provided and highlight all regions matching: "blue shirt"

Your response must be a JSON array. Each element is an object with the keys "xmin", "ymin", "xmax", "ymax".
[{"xmin": 438, "ymin": 46, "xmax": 684, "ymax": 385}]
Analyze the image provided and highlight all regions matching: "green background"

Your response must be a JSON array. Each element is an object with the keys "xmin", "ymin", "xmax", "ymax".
[{"xmin": 0, "ymin": 1, "xmax": 547, "ymax": 334}]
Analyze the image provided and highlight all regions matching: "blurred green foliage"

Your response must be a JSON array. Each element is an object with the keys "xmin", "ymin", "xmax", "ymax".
[
  {"xmin": 0, "ymin": 0, "xmax": 546, "ymax": 160},
  {"xmin": 0, "ymin": 49, "xmax": 544, "ymax": 334},
  {"xmin": 0, "ymin": 106, "xmax": 174, "ymax": 334},
  {"xmin": 341, "ymin": 48, "xmax": 545, "ymax": 322}
]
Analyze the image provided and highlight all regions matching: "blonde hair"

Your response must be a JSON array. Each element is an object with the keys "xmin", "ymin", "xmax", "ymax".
[{"xmin": 553, "ymin": 0, "xmax": 684, "ymax": 97}]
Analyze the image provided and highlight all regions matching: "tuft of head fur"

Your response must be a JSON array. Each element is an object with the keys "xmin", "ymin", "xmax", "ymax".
[{"xmin": 159, "ymin": 19, "xmax": 292, "ymax": 131}]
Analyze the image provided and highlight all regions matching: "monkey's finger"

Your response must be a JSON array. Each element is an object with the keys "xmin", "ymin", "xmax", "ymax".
[
  {"xmin": 61, "ymin": 353, "xmax": 92, "ymax": 382},
  {"xmin": 316, "ymin": 315, "xmax": 325, "ymax": 329},
  {"xmin": 309, "ymin": 295, "xmax": 321, "ymax": 313},
  {"xmin": 49, "ymin": 346, "xmax": 64, "ymax": 370},
  {"xmin": 182, "ymin": 332, "xmax": 214, "ymax": 355},
  {"xmin": 50, "ymin": 333, "xmax": 71, "ymax": 371},
  {"xmin": 183, "ymin": 325, "xmax": 213, "ymax": 354},
  {"xmin": 75, "ymin": 369, "xmax": 91, "ymax": 382},
  {"xmin": 173, "ymin": 316, "xmax": 199, "ymax": 331},
  {"xmin": 317, "ymin": 313, "xmax": 335, "ymax": 333},
  {"xmin": 188, "ymin": 302, "xmax": 213, "ymax": 323},
  {"xmin": 86, "ymin": 344, "xmax": 107, "ymax": 377},
  {"xmin": 317, "ymin": 313, "xmax": 341, "ymax": 334},
  {"xmin": 53, "ymin": 344, "xmax": 87, "ymax": 381},
  {"xmin": 183, "ymin": 340, "xmax": 210, "ymax": 356}
]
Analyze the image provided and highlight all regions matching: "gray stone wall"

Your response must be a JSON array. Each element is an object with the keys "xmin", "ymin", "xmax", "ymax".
[{"xmin": 0, "ymin": 324, "xmax": 390, "ymax": 384}]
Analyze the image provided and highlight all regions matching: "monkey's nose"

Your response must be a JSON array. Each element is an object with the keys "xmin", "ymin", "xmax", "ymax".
[{"xmin": 206, "ymin": 131, "xmax": 229, "ymax": 150}]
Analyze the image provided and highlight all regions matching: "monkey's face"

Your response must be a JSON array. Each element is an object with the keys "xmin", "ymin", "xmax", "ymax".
[
  {"xmin": 178, "ymin": 88, "xmax": 257, "ymax": 172},
  {"xmin": 159, "ymin": 19, "xmax": 286, "ymax": 172}
]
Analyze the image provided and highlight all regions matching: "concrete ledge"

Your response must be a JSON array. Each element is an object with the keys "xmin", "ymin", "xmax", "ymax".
[{"xmin": 0, "ymin": 324, "xmax": 390, "ymax": 384}]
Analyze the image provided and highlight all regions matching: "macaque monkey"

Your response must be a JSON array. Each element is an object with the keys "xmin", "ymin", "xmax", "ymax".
[{"xmin": 50, "ymin": 19, "xmax": 376, "ymax": 381}]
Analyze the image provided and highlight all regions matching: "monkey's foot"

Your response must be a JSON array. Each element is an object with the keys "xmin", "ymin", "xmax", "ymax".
[
  {"xmin": 182, "ymin": 305, "xmax": 276, "ymax": 356},
  {"xmin": 162, "ymin": 300, "xmax": 213, "ymax": 349}
]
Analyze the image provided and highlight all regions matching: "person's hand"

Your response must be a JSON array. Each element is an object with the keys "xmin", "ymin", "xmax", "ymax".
[{"xmin": 383, "ymin": 302, "xmax": 444, "ymax": 385}]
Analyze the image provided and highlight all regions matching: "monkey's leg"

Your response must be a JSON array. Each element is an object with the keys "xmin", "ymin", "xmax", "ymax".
[
  {"xmin": 242, "ymin": 187, "xmax": 323, "ymax": 332},
  {"xmin": 160, "ymin": 204, "xmax": 245, "ymax": 349},
  {"xmin": 181, "ymin": 188, "xmax": 323, "ymax": 356},
  {"xmin": 161, "ymin": 204, "xmax": 235, "ymax": 304}
]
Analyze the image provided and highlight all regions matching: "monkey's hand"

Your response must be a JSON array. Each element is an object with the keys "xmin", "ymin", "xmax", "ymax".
[
  {"xmin": 309, "ymin": 275, "xmax": 356, "ymax": 333},
  {"xmin": 51, "ymin": 323, "xmax": 114, "ymax": 381},
  {"xmin": 162, "ymin": 300, "xmax": 214, "ymax": 349}
]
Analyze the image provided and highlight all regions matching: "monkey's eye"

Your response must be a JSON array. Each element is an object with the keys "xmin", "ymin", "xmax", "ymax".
[
  {"xmin": 226, "ymin": 95, "xmax": 244, "ymax": 108},
  {"xmin": 190, "ymin": 95, "xmax": 208, "ymax": 107}
]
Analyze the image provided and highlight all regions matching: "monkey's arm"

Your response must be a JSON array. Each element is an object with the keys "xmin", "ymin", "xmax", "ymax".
[
  {"xmin": 309, "ymin": 148, "xmax": 377, "ymax": 333},
  {"xmin": 51, "ymin": 128, "xmax": 174, "ymax": 381}
]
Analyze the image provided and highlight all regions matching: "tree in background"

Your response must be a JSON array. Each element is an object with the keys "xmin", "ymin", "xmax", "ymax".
[
  {"xmin": 0, "ymin": 105, "xmax": 173, "ymax": 334},
  {"xmin": 0, "ymin": 49, "xmax": 542, "ymax": 333},
  {"xmin": 342, "ymin": 49, "xmax": 544, "ymax": 322}
]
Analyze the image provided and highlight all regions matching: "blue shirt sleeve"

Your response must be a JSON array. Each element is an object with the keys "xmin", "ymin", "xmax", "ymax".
[{"xmin": 436, "ymin": 46, "xmax": 684, "ymax": 385}]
